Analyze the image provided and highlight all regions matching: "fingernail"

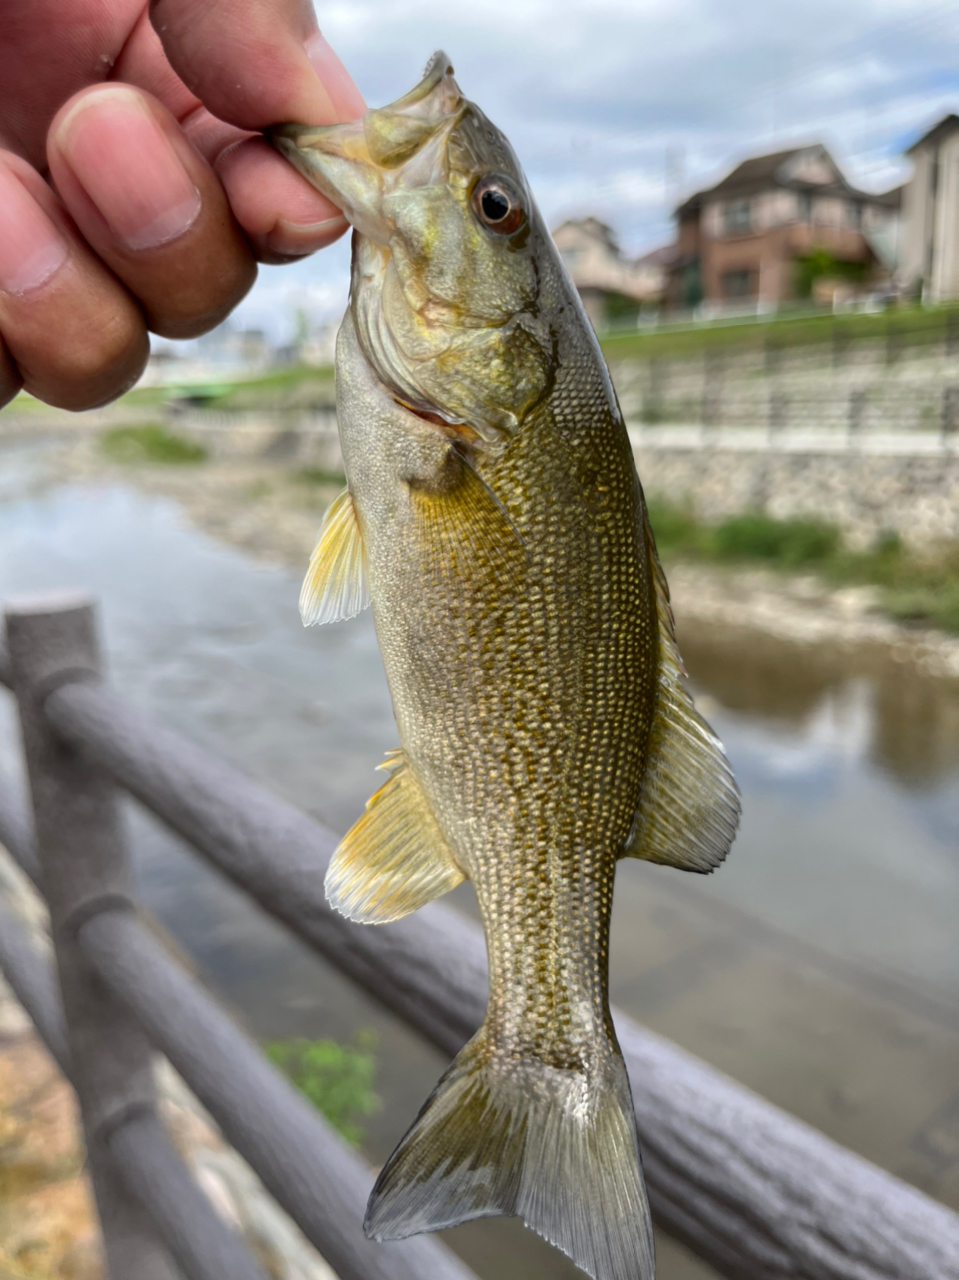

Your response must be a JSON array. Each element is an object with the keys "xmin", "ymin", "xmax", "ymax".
[
  {"xmin": 304, "ymin": 32, "xmax": 366, "ymax": 122},
  {"xmin": 56, "ymin": 87, "xmax": 201, "ymax": 251},
  {"xmin": 0, "ymin": 166, "xmax": 69, "ymax": 295},
  {"xmin": 266, "ymin": 213, "xmax": 349, "ymax": 257}
]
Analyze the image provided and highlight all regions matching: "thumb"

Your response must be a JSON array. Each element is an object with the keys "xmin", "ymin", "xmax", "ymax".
[{"xmin": 148, "ymin": 0, "xmax": 364, "ymax": 131}]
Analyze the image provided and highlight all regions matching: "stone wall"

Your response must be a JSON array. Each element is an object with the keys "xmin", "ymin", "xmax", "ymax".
[{"xmin": 632, "ymin": 431, "xmax": 959, "ymax": 549}]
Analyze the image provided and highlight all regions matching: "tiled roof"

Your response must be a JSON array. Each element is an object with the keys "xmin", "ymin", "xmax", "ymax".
[
  {"xmin": 706, "ymin": 147, "xmax": 810, "ymax": 196},
  {"xmin": 675, "ymin": 144, "xmax": 894, "ymax": 215}
]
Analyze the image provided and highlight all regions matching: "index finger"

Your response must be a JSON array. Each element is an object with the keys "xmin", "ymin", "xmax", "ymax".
[
  {"xmin": 146, "ymin": 0, "xmax": 364, "ymax": 258},
  {"xmin": 149, "ymin": 0, "xmax": 364, "ymax": 131}
]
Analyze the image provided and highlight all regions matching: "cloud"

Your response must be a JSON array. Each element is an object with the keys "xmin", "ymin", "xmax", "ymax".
[{"xmin": 224, "ymin": 0, "xmax": 959, "ymax": 337}]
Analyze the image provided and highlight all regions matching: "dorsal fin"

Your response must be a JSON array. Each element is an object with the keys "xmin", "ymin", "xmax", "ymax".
[
  {"xmin": 623, "ymin": 505, "xmax": 740, "ymax": 872},
  {"xmin": 300, "ymin": 488, "xmax": 370, "ymax": 626},
  {"xmin": 325, "ymin": 750, "xmax": 466, "ymax": 923}
]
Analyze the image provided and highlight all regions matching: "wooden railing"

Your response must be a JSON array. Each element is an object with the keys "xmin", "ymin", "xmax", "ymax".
[{"xmin": 0, "ymin": 594, "xmax": 957, "ymax": 1280}]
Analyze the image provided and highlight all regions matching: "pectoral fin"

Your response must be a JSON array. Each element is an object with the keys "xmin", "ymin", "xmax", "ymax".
[
  {"xmin": 300, "ymin": 488, "xmax": 370, "ymax": 626},
  {"xmin": 409, "ymin": 446, "xmax": 528, "ymax": 579},
  {"xmin": 326, "ymin": 750, "xmax": 466, "ymax": 923},
  {"xmin": 623, "ymin": 506, "xmax": 741, "ymax": 872}
]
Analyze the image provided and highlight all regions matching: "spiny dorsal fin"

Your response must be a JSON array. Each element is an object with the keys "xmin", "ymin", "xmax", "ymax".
[
  {"xmin": 623, "ymin": 505, "xmax": 741, "ymax": 872},
  {"xmin": 300, "ymin": 488, "xmax": 370, "ymax": 626},
  {"xmin": 325, "ymin": 750, "xmax": 466, "ymax": 923}
]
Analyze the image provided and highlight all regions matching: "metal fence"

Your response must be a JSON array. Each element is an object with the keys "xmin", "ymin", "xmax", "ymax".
[{"xmin": 0, "ymin": 593, "xmax": 958, "ymax": 1280}]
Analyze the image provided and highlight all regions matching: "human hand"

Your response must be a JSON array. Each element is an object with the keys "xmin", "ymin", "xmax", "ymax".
[{"xmin": 0, "ymin": 0, "xmax": 365, "ymax": 411}]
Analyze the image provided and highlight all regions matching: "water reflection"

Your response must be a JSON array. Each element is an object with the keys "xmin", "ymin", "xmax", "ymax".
[{"xmin": 681, "ymin": 624, "xmax": 959, "ymax": 787}]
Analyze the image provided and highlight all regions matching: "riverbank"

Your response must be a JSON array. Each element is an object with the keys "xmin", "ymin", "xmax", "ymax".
[{"xmin": 35, "ymin": 431, "xmax": 959, "ymax": 684}]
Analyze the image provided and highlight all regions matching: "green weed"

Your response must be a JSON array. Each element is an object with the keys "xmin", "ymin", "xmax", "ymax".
[
  {"xmin": 711, "ymin": 513, "xmax": 839, "ymax": 567},
  {"xmin": 600, "ymin": 305, "xmax": 959, "ymax": 364},
  {"xmin": 647, "ymin": 498, "xmax": 959, "ymax": 635},
  {"xmin": 264, "ymin": 1033, "xmax": 380, "ymax": 1146},
  {"xmin": 293, "ymin": 466, "xmax": 346, "ymax": 486},
  {"xmin": 100, "ymin": 424, "xmax": 207, "ymax": 465}
]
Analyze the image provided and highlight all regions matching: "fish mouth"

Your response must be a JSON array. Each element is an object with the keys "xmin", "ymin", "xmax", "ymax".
[{"xmin": 268, "ymin": 51, "xmax": 465, "ymax": 245}]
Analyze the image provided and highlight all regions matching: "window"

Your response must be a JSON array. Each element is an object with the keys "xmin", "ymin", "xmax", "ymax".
[
  {"xmin": 723, "ymin": 198, "xmax": 752, "ymax": 235},
  {"xmin": 797, "ymin": 193, "xmax": 812, "ymax": 223},
  {"xmin": 560, "ymin": 248, "xmax": 581, "ymax": 268},
  {"xmin": 848, "ymin": 201, "xmax": 863, "ymax": 230},
  {"xmin": 721, "ymin": 268, "xmax": 755, "ymax": 299}
]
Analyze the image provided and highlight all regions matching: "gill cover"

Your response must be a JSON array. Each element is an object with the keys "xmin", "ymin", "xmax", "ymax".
[{"xmin": 270, "ymin": 53, "xmax": 554, "ymax": 444}]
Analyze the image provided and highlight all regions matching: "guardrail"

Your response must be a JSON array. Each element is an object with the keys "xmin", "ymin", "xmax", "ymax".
[{"xmin": 0, "ymin": 594, "xmax": 958, "ymax": 1280}]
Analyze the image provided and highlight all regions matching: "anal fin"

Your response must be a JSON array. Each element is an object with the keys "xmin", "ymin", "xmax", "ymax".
[
  {"xmin": 300, "ymin": 487, "xmax": 370, "ymax": 626},
  {"xmin": 624, "ymin": 505, "xmax": 741, "ymax": 872},
  {"xmin": 325, "ymin": 750, "xmax": 466, "ymax": 923}
]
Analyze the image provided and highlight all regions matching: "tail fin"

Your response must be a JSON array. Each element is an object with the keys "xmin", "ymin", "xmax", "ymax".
[{"xmin": 364, "ymin": 1031, "xmax": 654, "ymax": 1280}]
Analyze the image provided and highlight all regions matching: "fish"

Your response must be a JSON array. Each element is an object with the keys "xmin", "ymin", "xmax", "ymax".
[{"xmin": 270, "ymin": 52, "xmax": 740, "ymax": 1280}]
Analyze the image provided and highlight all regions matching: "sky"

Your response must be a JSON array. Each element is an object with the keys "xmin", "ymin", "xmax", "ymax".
[{"xmin": 219, "ymin": 0, "xmax": 959, "ymax": 341}]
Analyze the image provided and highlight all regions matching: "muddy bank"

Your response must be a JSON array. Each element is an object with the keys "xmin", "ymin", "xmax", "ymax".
[{"xmin": 665, "ymin": 562, "xmax": 959, "ymax": 680}]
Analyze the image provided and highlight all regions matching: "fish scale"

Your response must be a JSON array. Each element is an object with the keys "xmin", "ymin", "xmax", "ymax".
[{"xmin": 271, "ymin": 49, "xmax": 739, "ymax": 1280}]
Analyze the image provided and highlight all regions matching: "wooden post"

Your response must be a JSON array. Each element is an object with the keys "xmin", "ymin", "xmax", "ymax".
[{"xmin": 4, "ymin": 594, "xmax": 179, "ymax": 1280}]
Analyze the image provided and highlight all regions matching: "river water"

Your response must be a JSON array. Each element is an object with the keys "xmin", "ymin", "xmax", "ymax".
[{"xmin": 1, "ymin": 437, "xmax": 957, "ymax": 1280}]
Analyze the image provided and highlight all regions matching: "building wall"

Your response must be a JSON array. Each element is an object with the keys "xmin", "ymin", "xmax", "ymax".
[
  {"xmin": 900, "ymin": 148, "xmax": 934, "ymax": 291},
  {"xmin": 553, "ymin": 222, "xmax": 665, "ymax": 304},
  {"xmin": 698, "ymin": 197, "xmax": 882, "ymax": 305},
  {"xmin": 576, "ymin": 286, "xmax": 608, "ymax": 329},
  {"xmin": 700, "ymin": 223, "xmax": 872, "ymax": 305},
  {"xmin": 900, "ymin": 130, "xmax": 959, "ymax": 302},
  {"xmin": 931, "ymin": 132, "xmax": 959, "ymax": 301}
]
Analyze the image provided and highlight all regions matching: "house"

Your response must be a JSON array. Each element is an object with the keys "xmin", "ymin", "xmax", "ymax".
[
  {"xmin": 898, "ymin": 114, "xmax": 959, "ymax": 301},
  {"xmin": 668, "ymin": 144, "xmax": 901, "ymax": 309},
  {"xmin": 552, "ymin": 218, "xmax": 670, "ymax": 328}
]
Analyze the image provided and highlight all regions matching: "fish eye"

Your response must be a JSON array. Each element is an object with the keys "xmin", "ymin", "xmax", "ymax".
[{"xmin": 471, "ymin": 176, "xmax": 525, "ymax": 235}]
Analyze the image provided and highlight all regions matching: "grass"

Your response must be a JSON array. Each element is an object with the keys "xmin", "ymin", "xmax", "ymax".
[
  {"xmin": 99, "ymin": 423, "xmax": 207, "ymax": 465},
  {"xmin": 647, "ymin": 498, "xmax": 959, "ymax": 635},
  {"xmin": 264, "ymin": 1033, "xmax": 380, "ymax": 1146},
  {"xmin": 600, "ymin": 304, "xmax": 959, "ymax": 363},
  {"xmin": 293, "ymin": 466, "xmax": 346, "ymax": 486},
  {"xmin": 108, "ymin": 364, "xmax": 335, "ymax": 413},
  {"xmin": 215, "ymin": 364, "xmax": 335, "ymax": 410}
]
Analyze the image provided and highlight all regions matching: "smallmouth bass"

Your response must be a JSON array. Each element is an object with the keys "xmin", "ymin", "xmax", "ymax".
[{"xmin": 271, "ymin": 53, "xmax": 739, "ymax": 1280}]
